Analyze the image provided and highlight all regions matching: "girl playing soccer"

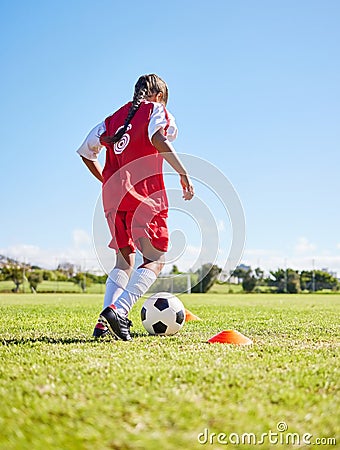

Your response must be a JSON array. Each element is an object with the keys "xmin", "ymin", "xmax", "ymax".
[{"xmin": 76, "ymin": 74, "xmax": 194, "ymax": 341}]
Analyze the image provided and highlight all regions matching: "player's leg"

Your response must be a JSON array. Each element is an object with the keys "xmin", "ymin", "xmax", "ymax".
[
  {"xmin": 93, "ymin": 209, "xmax": 136, "ymax": 339},
  {"xmin": 111, "ymin": 237, "xmax": 164, "ymax": 315},
  {"xmin": 93, "ymin": 247, "xmax": 135, "ymax": 338},
  {"xmin": 99, "ymin": 212, "xmax": 168, "ymax": 341},
  {"xmin": 97, "ymin": 246, "xmax": 136, "ymax": 341},
  {"xmin": 139, "ymin": 236, "xmax": 165, "ymax": 274},
  {"xmin": 102, "ymin": 247, "xmax": 135, "ymax": 309},
  {"xmin": 99, "ymin": 238, "xmax": 165, "ymax": 341}
]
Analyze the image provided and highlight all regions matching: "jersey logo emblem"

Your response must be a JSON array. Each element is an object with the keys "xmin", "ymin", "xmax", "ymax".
[{"xmin": 114, "ymin": 124, "xmax": 132, "ymax": 154}]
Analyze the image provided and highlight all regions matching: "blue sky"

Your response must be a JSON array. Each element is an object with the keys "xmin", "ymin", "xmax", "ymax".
[{"xmin": 1, "ymin": 0, "xmax": 339, "ymax": 275}]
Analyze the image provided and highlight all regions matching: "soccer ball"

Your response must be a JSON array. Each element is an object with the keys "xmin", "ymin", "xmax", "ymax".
[{"xmin": 141, "ymin": 292, "xmax": 186, "ymax": 336}]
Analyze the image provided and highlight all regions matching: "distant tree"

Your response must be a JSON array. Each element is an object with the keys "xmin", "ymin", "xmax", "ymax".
[
  {"xmin": 269, "ymin": 268, "xmax": 301, "ymax": 293},
  {"xmin": 268, "ymin": 269, "xmax": 285, "ymax": 292},
  {"xmin": 170, "ymin": 265, "xmax": 181, "ymax": 274},
  {"xmin": 231, "ymin": 267, "xmax": 250, "ymax": 284},
  {"xmin": 300, "ymin": 271, "xmax": 312, "ymax": 291},
  {"xmin": 192, "ymin": 263, "xmax": 221, "ymax": 293},
  {"xmin": 57, "ymin": 262, "xmax": 76, "ymax": 278},
  {"xmin": 301, "ymin": 270, "xmax": 339, "ymax": 291},
  {"xmin": 84, "ymin": 272, "xmax": 106, "ymax": 284},
  {"xmin": 286, "ymin": 270, "xmax": 300, "ymax": 293},
  {"xmin": 71, "ymin": 272, "xmax": 92, "ymax": 292},
  {"xmin": 230, "ymin": 265, "xmax": 262, "ymax": 293},
  {"xmin": 242, "ymin": 275, "xmax": 257, "ymax": 293},
  {"xmin": 42, "ymin": 270, "xmax": 55, "ymax": 281},
  {"xmin": 27, "ymin": 271, "xmax": 43, "ymax": 292},
  {"xmin": 1, "ymin": 265, "xmax": 24, "ymax": 292},
  {"xmin": 94, "ymin": 274, "xmax": 107, "ymax": 284},
  {"xmin": 54, "ymin": 270, "xmax": 69, "ymax": 281},
  {"xmin": 254, "ymin": 267, "xmax": 265, "ymax": 282}
]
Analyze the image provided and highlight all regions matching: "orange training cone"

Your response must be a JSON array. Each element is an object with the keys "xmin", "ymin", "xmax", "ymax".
[
  {"xmin": 185, "ymin": 308, "xmax": 201, "ymax": 322},
  {"xmin": 207, "ymin": 330, "xmax": 253, "ymax": 345}
]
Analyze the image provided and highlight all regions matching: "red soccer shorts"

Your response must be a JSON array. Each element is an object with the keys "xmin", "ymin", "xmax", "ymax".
[{"xmin": 106, "ymin": 210, "xmax": 169, "ymax": 253}]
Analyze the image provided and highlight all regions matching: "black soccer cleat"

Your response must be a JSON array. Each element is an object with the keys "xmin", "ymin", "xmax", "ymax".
[
  {"xmin": 92, "ymin": 317, "xmax": 111, "ymax": 339},
  {"xmin": 92, "ymin": 325, "xmax": 110, "ymax": 339},
  {"xmin": 99, "ymin": 307, "xmax": 133, "ymax": 341}
]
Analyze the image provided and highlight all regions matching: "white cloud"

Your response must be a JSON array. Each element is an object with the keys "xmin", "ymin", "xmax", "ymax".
[
  {"xmin": 72, "ymin": 229, "xmax": 92, "ymax": 247},
  {"xmin": 164, "ymin": 244, "xmax": 201, "ymax": 273},
  {"xmin": 295, "ymin": 237, "xmax": 316, "ymax": 254},
  {"xmin": 241, "ymin": 248, "xmax": 340, "ymax": 277},
  {"xmin": 217, "ymin": 219, "xmax": 226, "ymax": 232},
  {"xmin": 0, "ymin": 229, "xmax": 102, "ymax": 272},
  {"xmin": 3, "ymin": 244, "xmax": 41, "ymax": 260},
  {"xmin": 243, "ymin": 248, "xmax": 278, "ymax": 257}
]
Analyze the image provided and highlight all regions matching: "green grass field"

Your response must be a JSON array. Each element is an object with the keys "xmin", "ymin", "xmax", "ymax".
[
  {"xmin": 0, "ymin": 280, "xmax": 106, "ymax": 294},
  {"xmin": 0, "ymin": 293, "xmax": 339, "ymax": 449}
]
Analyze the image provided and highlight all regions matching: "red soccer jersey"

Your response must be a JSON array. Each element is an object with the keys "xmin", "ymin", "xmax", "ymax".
[{"xmin": 101, "ymin": 101, "xmax": 171, "ymax": 216}]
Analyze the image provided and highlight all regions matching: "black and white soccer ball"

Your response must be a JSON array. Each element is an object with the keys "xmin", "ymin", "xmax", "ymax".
[{"xmin": 141, "ymin": 292, "xmax": 186, "ymax": 336}]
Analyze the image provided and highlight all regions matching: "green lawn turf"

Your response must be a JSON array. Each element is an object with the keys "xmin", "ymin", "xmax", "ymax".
[
  {"xmin": 0, "ymin": 293, "xmax": 339, "ymax": 449},
  {"xmin": 0, "ymin": 280, "xmax": 106, "ymax": 294}
]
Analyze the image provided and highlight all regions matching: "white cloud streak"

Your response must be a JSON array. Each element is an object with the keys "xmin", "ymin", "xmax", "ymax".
[
  {"xmin": 0, "ymin": 229, "xmax": 102, "ymax": 272},
  {"xmin": 294, "ymin": 237, "xmax": 316, "ymax": 254}
]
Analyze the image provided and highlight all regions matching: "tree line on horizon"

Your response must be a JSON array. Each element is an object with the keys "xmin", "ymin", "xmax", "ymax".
[
  {"xmin": 0, "ymin": 255, "xmax": 339, "ymax": 294},
  {"xmin": 231, "ymin": 266, "xmax": 339, "ymax": 293}
]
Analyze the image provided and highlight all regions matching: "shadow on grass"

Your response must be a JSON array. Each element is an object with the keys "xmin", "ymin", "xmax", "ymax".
[
  {"xmin": 1, "ymin": 336, "xmax": 94, "ymax": 345},
  {"xmin": 1, "ymin": 331, "xmax": 148, "ymax": 345}
]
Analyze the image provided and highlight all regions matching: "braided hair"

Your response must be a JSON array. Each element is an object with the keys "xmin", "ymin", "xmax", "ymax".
[{"xmin": 100, "ymin": 74, "xmax": 168, "ymax": 146}]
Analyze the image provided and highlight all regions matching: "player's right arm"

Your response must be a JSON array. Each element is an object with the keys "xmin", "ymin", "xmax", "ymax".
[
  {"xmin": 76, "ymin": 122, "xmax": 105, "ymax": 182},
  {"xmin": 80, "ymin": 157, "xmax": 104, "ymax": 182},
  {"xmin": 149, "ymin": 103, "xmax": 194, "ymax": 201},
  {"xmin": 151, "ymin": 130, "xmax": 194, "ymax": 201}
]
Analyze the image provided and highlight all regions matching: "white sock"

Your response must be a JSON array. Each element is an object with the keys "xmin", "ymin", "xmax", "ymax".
[
  {"xmin": 103, "ymin": 268, "xmax": 130, "ymax": 309},
  {"xmin": 113, "ymin": 267, "xmax": 157, "ymax": 317}
]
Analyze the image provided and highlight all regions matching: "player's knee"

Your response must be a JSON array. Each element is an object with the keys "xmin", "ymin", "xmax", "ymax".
[{"xmin": 140, "ymin": 257, "xmax": 164, "ymax": 275}]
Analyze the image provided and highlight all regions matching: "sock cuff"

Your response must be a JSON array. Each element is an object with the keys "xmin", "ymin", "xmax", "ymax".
[
  {"xmin": 136, "ymin": 267, "xmax": 157, "ymax": 281},
  {"xmin": 126, "ymin": 267, "xmax": 157, "ymax": 296},
  {"xmin": 107, "ymin": 268, "xmax": 130, "ymax": 288}
]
